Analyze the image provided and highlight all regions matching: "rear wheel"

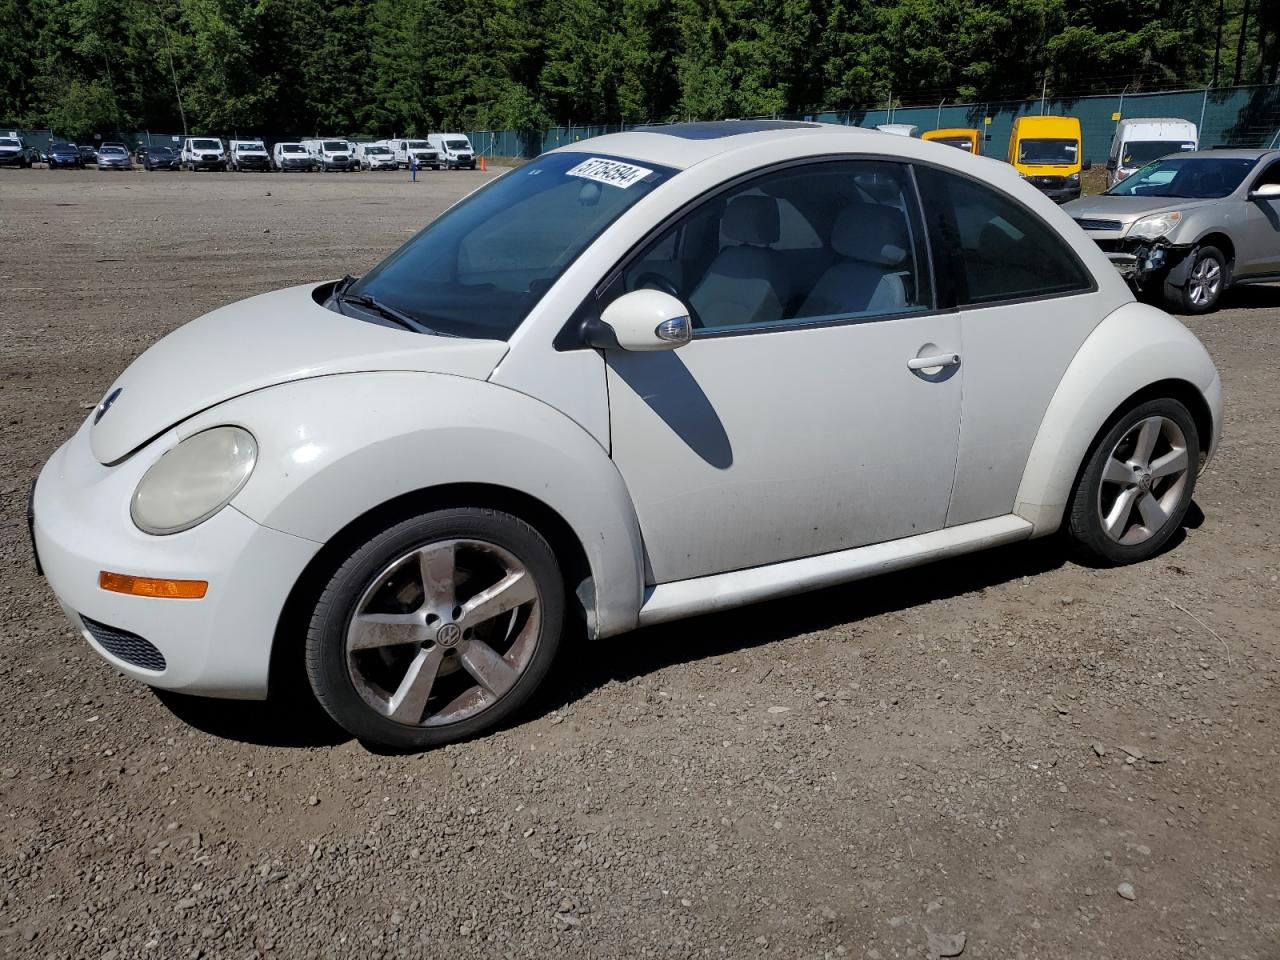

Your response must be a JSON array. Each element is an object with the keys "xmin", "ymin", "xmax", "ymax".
[
  {"xmin": 305, "ymin": 508, "xmax": 564, "ymax": 750},
  {"xmin": 1067, "ymin": 398, "xmax": 1199, "ymax": 565}
]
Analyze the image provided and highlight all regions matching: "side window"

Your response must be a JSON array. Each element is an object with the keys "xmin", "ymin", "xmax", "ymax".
[
  {"xmin": 1253, "ymin": 160, "xmax": 1280, "ymax": 189},
  {"xmin": 915, "ymin": 166, "xmax": 1092, "ymax": 306},
  {"xmin": 606, "ymin": 160, "xmax": 932, "ymax": 334}
]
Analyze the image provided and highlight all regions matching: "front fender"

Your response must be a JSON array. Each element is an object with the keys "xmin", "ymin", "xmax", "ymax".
[
  {"xmin": 1014, "ymin": 301, "xmax": 1221, "ymax": 535},
  {"xmin": 178, "ymin": 372, "xmax": 646, "ymax": 638}
]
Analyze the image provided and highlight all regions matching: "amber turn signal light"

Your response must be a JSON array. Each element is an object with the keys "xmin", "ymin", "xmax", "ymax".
[{"xmin": 99, "ymin": 571, "xmax": 208, "ymax": 599}]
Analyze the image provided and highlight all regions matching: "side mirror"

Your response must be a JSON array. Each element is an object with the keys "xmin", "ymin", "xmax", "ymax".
[
  {"xmin": 1083, "ymin": 159, "xmax": 1093, "ymax": 171},
  {"xmin": 587, "ymin": 289, "xmax": 692, "ymax": 351},
  {"xmin": 1105, "ymin": 158, "xmax": 1116, "ymax": 170},
  {"xmin": 1249, "ymin": 182, "xmax": 1280, "ymax": 201}
]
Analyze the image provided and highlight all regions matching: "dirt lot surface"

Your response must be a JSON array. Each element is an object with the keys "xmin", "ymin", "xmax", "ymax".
[{"xmin": 1, "ymin": 170, "xmax": 1278, "ymax": 960}]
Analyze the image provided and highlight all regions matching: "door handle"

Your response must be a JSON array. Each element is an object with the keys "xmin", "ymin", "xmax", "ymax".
[{"xmin": 907, "ymin": 353, "xmax": 961, "ymax": 371}]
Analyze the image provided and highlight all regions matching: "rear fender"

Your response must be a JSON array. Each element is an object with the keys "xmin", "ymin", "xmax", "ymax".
[{"xmin": 1014, "ymin": 301, "xmax": 1220, "ymax": 535}]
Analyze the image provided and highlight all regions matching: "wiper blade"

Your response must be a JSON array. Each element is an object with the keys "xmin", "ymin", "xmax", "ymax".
[{"xmin": 339, "ymin": 291, "xmax": 436, "ymax": 334}]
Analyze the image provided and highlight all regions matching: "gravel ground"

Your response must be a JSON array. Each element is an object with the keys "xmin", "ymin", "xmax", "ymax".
[{"xmin": 1, "ymin": 169, "xmax": 1278, "ymax": 960}]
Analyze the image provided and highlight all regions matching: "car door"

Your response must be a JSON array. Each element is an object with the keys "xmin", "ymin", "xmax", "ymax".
[
  {"xmin": 600, "ymin": 159, "xmax": 963, "ymax": 585},
  {"xmin": 1241, "ymin": 157, "xmax": 1280, "ymax": 276},
  {"xmin": 912, "ymin": 164, "xmax": 1112, "ymax": 526}
]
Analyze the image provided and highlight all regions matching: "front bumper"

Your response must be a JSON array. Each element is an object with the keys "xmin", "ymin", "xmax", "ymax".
[
  {"xmin": 32, "ymin": 420, "xmax": 320, "ymax": 699},
  {"xmin": 1088, "ymin": 234, "xmax": 1191, "ymax": 284},
  {"xmin": 0, "ymin": 152, "xmax": 25, "ymax": 166},
  {"xmin": 188, "ymin": 160, "xmax": 224, "ymax": 169},
  {"xmin": 321, "ymin": 158, "xmax": 352, "ymax": 170},
  {"xmin": 236, "ymin": 157, "xmax": 270, "ymax": 169}
]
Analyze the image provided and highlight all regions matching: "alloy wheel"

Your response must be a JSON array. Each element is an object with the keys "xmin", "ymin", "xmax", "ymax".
[
  {"xmin": 1096, "ymin": 415, "xmax": 1191, "ymax": 545},
  {"xmin": 344, "ymin": 538, "xmax": 541, "ymax": 727},
  {"xmin": 1187, "ymin": 256, "xmax": 1221, "ymax": 308}
]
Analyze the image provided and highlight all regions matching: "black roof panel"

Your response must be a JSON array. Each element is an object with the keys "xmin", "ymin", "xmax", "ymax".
[{"xmin": 631, "ymin": 120, "xmax": 823, "ymax": 140}]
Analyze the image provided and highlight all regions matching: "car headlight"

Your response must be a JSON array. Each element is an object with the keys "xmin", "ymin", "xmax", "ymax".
[
  {"xmin": 1127, "ymin": 211, "xmax": 1182, "ymax": 240},
  {"xmin": 1067, "ymin": 172, "xmax": 1080, "ymax": 182},
  {"xmin": 131, "ymin": 426, "xmax": 257, "ymax": 535}
]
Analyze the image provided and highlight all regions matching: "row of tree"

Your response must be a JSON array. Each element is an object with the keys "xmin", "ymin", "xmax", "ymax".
[{"xmin": 1, "ymin": 0, "xmax": 1277, "ymax": 139}]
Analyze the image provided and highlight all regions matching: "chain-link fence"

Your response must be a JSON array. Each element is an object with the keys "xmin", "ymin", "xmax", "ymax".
[{"xmin": 7, "ymin": 83, "xmax": 1279, "ymax": 164}]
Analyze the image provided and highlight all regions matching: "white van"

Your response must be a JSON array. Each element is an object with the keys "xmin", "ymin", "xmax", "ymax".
[
  {"xmin": 875, "ymin": 124, "xmax": 920, "ymax": 138},
  {"xmin": 386, "ymin": 138, "xmax": 439, "ymax": 170},
  {"xmin": 180, "ymin": 137, "xmax": 226, "ymax": 171},
  {"xmin": 425, "ymin": 133, "xmax": 476, "ymax": 170},
  {"xmin": 1106, "ymin": 118, "xmax": 1198, "ymax": 187},
  {"xmin": 301, "ymin": 138, "xmax": 354, "ymax": 172},
  {"xmin": 357, "ymin": 142, "xmax": 398, "ymax": 170},
  {"xmin": 228, "ymin": 139, "xmax": 270, "ymax": 172},
  {"xmin": 273, "ymin": 142, "xmax": 314, "ymax": 172}
]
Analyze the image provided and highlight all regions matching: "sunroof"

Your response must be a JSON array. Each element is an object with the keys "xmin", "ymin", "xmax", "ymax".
[{"xmin": 631, "ymin": 120, "xmax": 822, "ymax": 140}]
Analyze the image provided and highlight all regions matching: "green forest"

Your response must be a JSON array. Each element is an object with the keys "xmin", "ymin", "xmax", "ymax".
[{"xmin": 1, "ymin": 0, "xmax": 1277, "ymax": 138}]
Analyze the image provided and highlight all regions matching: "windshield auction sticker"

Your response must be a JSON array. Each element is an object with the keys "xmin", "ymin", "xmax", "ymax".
[{"xmin": 566, "ymin": 157, "xmax": 654, "ymax": 189}]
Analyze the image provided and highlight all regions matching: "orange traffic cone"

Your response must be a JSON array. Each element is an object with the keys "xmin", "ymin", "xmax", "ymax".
[{"xmin": 479, "ymin": 156, "xmax": 486, "ymax": 172}]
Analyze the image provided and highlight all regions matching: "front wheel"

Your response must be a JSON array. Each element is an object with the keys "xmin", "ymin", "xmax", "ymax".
[
  {"xmin": 305, "ymin": 508, "xmax": 564, "ymax": 750},
  {"xmin": 1167, "ymin": 246, "xmax": 1226, "ymax": 314},
  {"xmin": 1066, "ymin": 398, "xmax": 1199, "ymax": 565}
]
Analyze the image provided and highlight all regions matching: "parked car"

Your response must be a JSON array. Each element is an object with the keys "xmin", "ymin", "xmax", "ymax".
[
  {"xmin": 426, "ymin": 133, "xmax": 476, "ymax": 169},
  {"xmin": 95, "ymin": 144, "xmax": 132, "ymax": 170},
  {"xmin": 875, "ymin": 123, "xmax": 919, "ymax": 137},
  {"xmin": 1008, "ymin": 115, "xmax": 1087, "ymax": 203},
  {"xmin": 46, "ymin": 142, "xmax": 83, "ymax": 169},
  {"xmin": 181, "ymin": 137, "xmax": 226, "ymax": 171},
  {"xmin": 922, "ymin": 127, "xmax": 981, "ymax": 154},
  {"xmin": 77, "ymin": 145, "xmax": 99, "ymax": 166},
  {"xmin": 228, "ymin": 139, "xmax": 271, "ymax": 171},
  {"xmin": 302, "ymin": 138, "xmax": 353, "ymax": 172},
  {"xmin": 356, "ymin": 142, "xmax": 397, "ymax": 170},
  {"xmin": 0, "ymin": 133, "xmax": 35, "ymax": 167},
  {"xmin": 386, "ymin": 137, "xmax": 439, "ymax": 169},
  {"xmin": 31, "ymin": 120, "xmax": 1221, "ymax": 750},
  {"xmin": 1106, "ymin": 118, "xmax": 1197, "ymax": 188},
  {"xmin": 141, "ymin": 145, "xmax": 180, "ymax": 171},
  {"xmin": 1066, "ymin": 148, "xmax": 1280, "ymax": 313},
  {"xmin": 273, "ymin": 141, "xmax": 314, "ymax": 171}
]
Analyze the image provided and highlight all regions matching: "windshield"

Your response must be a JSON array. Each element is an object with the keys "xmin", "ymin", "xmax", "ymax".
[
  {"xmin": 446, "ymin": 139, "xmax": 470, "ymax": 150},
  {"xmin": 349, "ymin": 152, "xmax": 675, "ymax": 340},
  {"xmin": 150, "ymin": 147, "xmax": 174, "ymax": 155},
  {"xmin": 1018, "ymin": 138, "xmax": 1078, "ymax": 164},
  {"xmin": 1120, "ymin": 140, "xmax": 1196, "ymax": 168},
  {"xmin": 408, "ymin": 140, "xmax": 429, "ymax": 149},
  {"xmin": 933, "ymin": 137, "xmax": 973, "ymax": 151},
  {"xmin": 323, "ymin": 141, "xmax": 346, "ymax": 151},
  {"xmin": 192, "ymin": 139, "xmax": 220, "ymax": 150},
  {"xmin": 99, "ymin": 146, "xmax": 125, "ymax": 155},
  {"xmin": 1105, "ymin": 156, "xmax": 1256, "ymax": 199},
  {"xmin": 239, "ymin": 143, "xmax": 265, "ymax": 152},
  {"xmin": 0, "ymin": 138, "xmax": 19, "ymax": 147},
  {"xmin": 282, "ymin": 144, "xmax": 304, "ymax": 153},
  {"xmin": 367, "ymin": 146, "xmax": 390, "ymax": 154},
  {"xmin": 52, "ymin": 142, "xmax": 73, "ymax": 151}
]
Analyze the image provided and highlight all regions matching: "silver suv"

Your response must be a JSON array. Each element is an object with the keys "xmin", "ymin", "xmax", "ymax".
[{"xmin": 1065, "ymin": 149, "xmax": 1280, "ymax": 313}]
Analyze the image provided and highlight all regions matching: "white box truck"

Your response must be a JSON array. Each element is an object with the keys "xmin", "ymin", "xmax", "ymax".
[{"xmin": 1106, "ymin": 118, "xmax": 1198, "ymax": 187}]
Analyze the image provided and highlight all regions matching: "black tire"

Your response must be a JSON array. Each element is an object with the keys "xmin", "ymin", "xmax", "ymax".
[
  {"xmin": 305, "ymin": 508, "xmax": 565, "ymax": 750},
  {"xmin": 1066, "ymin": 397, "xmax": 1199, "ymax": 566},
  {"xmin": 1165, "ymin": 246, "xmax": 1226, "ymax": 314}
]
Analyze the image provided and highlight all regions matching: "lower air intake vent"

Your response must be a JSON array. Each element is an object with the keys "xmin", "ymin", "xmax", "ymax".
[{"xmin": 81, "ymin": 616, "xmax": 166, "ymax": 671}]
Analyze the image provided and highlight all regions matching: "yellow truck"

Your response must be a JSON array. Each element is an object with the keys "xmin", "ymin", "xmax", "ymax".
[
  {"xmin": 1007, "ymin": 115, "xmax": 1087, "ymax": 203},
  {"xmin": 922, "ymin": 128, "xmax": 981, "ymax": 154}
]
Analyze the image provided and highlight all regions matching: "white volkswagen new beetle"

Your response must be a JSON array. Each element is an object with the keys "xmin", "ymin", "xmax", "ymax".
[{"xmin": 33, "ymin": 121, "xmax": 1221, "ymax": 749}]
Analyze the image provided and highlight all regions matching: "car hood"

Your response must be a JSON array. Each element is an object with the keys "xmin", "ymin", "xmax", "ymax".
[
  {"xmin": 1064, "ymin": 194, "xmax": 1218, "ymax": 225},
  {"xmin": 89, "ymin": 282, "xmax": 509, "ymax": 465}
]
